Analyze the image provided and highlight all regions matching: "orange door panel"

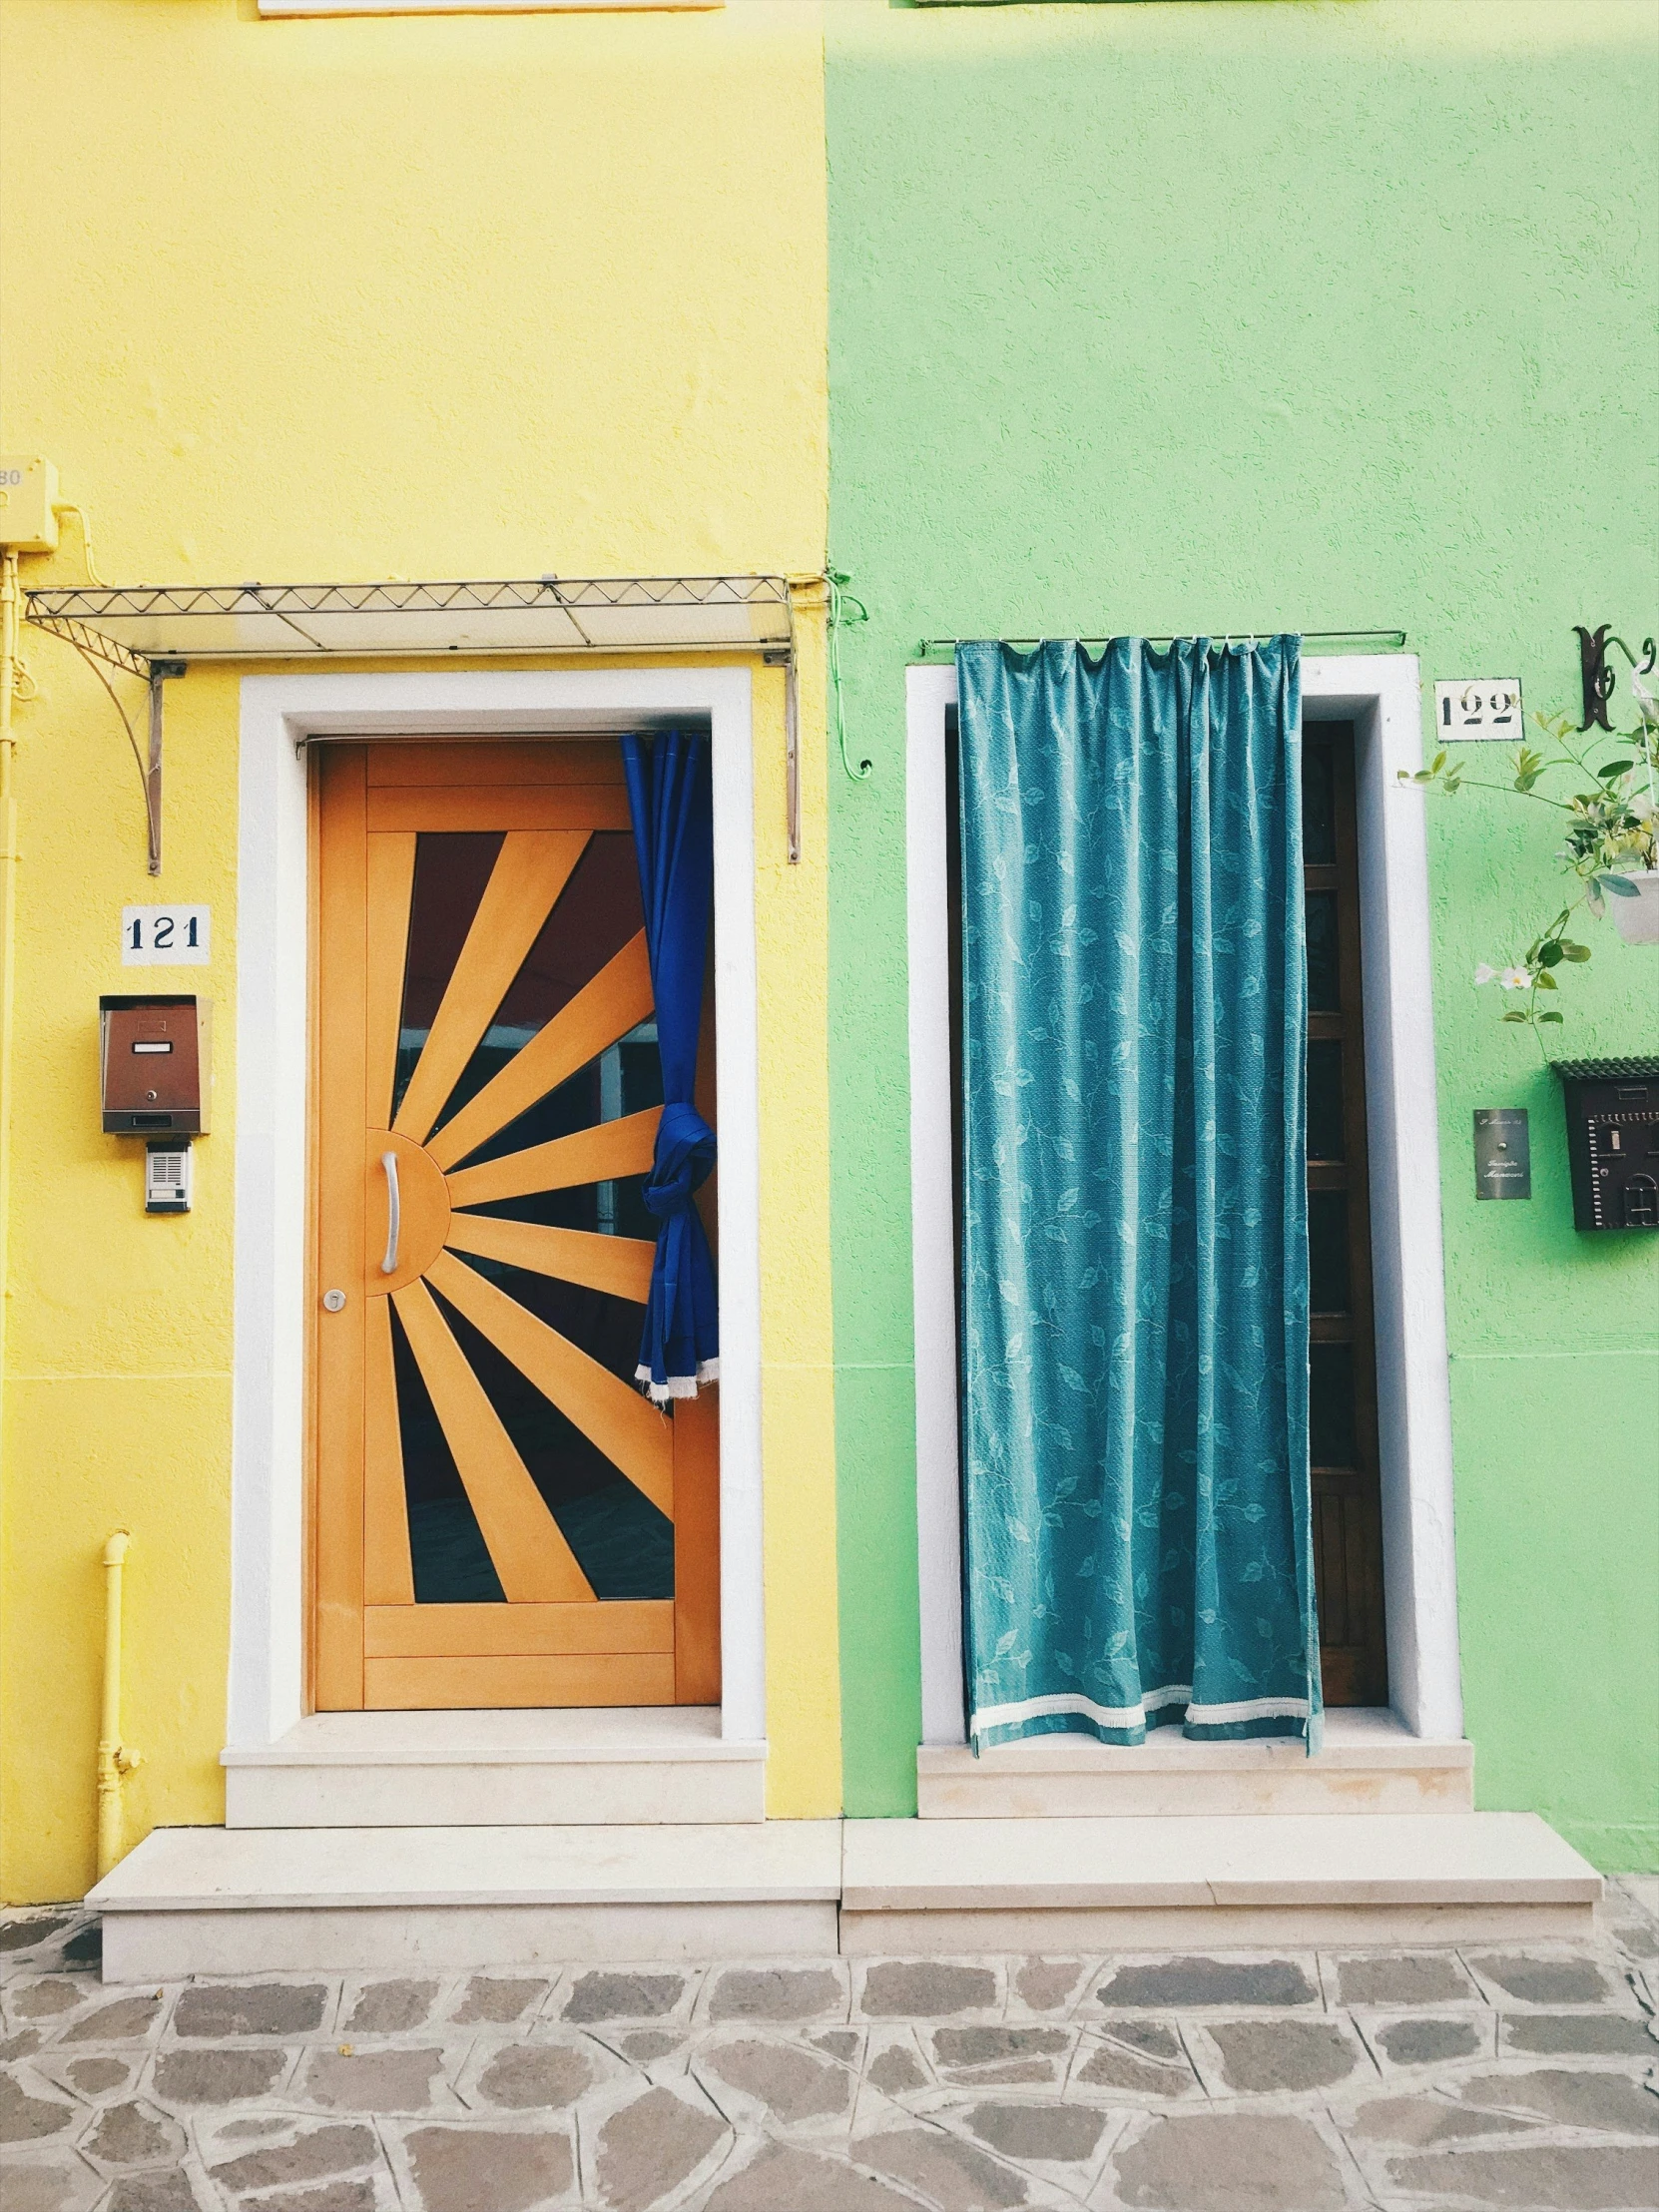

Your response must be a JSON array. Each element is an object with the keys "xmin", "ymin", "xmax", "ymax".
[{"xmin": 312, "ymin": 743, "xmax": 719, "ymax": 1710}]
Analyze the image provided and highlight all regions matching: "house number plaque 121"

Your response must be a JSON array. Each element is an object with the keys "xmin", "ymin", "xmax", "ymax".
[{"xmin": 122, "ymin": 905, "xmax": 210, "ymax": 965}]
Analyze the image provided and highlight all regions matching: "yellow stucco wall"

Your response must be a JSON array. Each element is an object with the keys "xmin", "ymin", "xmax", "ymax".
[{"xmin": 0, "ymin": 0, "xmax": 834, "ymax": 1902}]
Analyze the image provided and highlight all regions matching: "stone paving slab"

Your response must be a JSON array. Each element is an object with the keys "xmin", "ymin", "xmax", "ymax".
[{"xmin": 1, "ymin": 1889, "xmax": 1656, "ymax": 2210}]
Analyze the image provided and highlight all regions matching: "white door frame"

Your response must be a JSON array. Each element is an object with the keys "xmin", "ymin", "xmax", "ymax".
[
  {"xmin": 227, "ymin": 668, "xmax": 765, "ymax": 1749},
  {"xmin": 906, "ymin": 653, "xmax": 1463, "ymax": 1746}
]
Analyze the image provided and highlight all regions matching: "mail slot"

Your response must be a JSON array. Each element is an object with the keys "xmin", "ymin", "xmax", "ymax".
[
  {"xmin": 1553, "ymin": 1056, "xmax": 1659, "ymax": 1233},
  {"xmin": 100, "ymin": 995, "xmax": 211, "ymax": 1134}
]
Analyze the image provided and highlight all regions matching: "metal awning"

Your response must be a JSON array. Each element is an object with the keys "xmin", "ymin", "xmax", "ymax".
[
  {"xmin": 24, "ymin": 574, "xmax": 806, "ymax": 875},
  {"xmin": 25, "ymin": 574, "xmax": 795, "ymax": 680}
]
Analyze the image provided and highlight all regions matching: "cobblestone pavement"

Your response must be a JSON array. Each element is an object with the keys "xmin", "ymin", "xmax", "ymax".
[{"xmin": 3, "ymin": 1883, "xmax": 1657, "ymax": 2211}]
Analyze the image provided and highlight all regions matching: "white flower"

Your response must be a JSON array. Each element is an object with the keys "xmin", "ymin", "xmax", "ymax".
[
  {"xmin": 1631, "ymin": 670, "xmax": 1658, "ymax": 728},
  {"xmin": 1473, "ymin": 963, "xmax": 1499, "ymax": 985},
  {"xmin": 1498, "ymin": 965, "xmax": 1533, "ymax": 990}
]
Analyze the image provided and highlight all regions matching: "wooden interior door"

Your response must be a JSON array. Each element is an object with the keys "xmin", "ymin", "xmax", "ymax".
[
  {"xmin": 312, "ymin": 741, "xmax": 720, "ymax": 1711},
  {"xmin": 1303, "ymin": 724, "xmax": 1387, "ymax": 1706}
]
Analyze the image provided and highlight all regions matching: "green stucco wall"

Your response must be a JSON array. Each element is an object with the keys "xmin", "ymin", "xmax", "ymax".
[{"xmin": 825, "ymin": 0, "xmax": 1659, "ymax": 1865}]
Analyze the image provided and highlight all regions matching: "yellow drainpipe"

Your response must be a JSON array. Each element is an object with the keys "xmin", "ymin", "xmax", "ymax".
[
  {"xmin": 0, "ymin": 554, "xmax": 15, "ymax": 1887},
  {"xmin": 0, "ymin": 547, "xmax": 17, "ymax": 1403},
  {"xmin": 96, "ymin": 1532, "xmax": 141, "ymax": 1879}
]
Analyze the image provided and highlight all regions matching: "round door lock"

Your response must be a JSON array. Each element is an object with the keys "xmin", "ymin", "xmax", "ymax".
[{"xmin": 321, "ymin": 1289, "xmax": 347, "ymax": 1313}]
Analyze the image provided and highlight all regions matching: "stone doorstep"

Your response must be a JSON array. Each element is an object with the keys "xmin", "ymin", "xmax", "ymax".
[
  {"xmin": 839, "ymin": 1810, "xmax": 1600, "ymax": 1957},
  {"xmin": 917, "ymin": 1708, "xmax": 1476, "ymax": 1820},
  {"xmin": 840, "ymin": 1812, "xmax": 1602, "ymax": 1913},
  {"xmin": 89, "ymin": 1822, "xmax": 844, "ymax": 1913},
  {"xmin": 837, "ymin": 1903, "xmax": 1600, "ymax": 1957},
  {"xmin": 222, "ymin": 1707, "xmax": 769, "ymax": 1829},
  {"xmin": 82, "ymin": 1810, "xmax": 1602, "ymax": 1980},
  {"xmin": 88, "ymin": 1822, "xmax": 844, "ymax": 1978}
]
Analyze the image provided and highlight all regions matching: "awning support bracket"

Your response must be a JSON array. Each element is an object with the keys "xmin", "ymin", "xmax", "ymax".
[{"xmin": 145, "ymin": 660, "xmax": 186, "ymax": 876}]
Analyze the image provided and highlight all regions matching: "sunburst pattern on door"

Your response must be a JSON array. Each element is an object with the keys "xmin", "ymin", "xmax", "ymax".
[{"xmin": 361, "ymin": 825, "xmax": 672, "ymax": 1612}]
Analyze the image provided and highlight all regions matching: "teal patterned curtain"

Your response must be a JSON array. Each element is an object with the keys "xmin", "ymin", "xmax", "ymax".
[{"xmin": 957, "ymin": 638, "xmax": 1320, "ymax": 1750}]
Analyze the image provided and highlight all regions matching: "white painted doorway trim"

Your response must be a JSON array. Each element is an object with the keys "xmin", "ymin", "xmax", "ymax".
[
  {"xmin": 228, "ymin": 668, "xmax": 764, "ymax": 1751},
  {"xmin": 906, "ymin": 653, "xmax": 1463, "ymax": 1748}
]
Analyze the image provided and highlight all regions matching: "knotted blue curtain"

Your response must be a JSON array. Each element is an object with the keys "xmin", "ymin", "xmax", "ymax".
[
  {"xmin": 621, "ymin": 730, "xmax": 719, "ymax": 1401},
  {"xmin": 956, "ymin": 638, "xmax": 1319, "ymax": 1750}
]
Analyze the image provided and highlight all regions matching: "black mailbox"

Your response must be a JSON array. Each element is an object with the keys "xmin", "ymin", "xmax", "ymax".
[{"xmin": 1553, "ymin": 1058, "xmax": 1659, "ymax": 1232}]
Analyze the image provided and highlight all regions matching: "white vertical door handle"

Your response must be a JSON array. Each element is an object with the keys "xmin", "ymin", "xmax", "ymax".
[{"xmin": 380, "ymin": 1151, "xmax": 401, "ymax": 1276}]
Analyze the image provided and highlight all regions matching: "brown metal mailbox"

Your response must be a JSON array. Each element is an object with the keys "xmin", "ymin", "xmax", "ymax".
[{"xmin": 100, "ymin": 995, "xmax": 211, "ymax": 1134}]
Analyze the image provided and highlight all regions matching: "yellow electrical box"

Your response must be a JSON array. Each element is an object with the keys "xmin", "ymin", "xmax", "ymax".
[{"xmin": 0, "ymin": 457, "xmax": 60, "ymax": 553}]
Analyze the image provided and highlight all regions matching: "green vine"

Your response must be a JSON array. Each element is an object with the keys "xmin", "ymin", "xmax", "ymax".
[
  {"xmin": 1401, "ymin": 683, "xmax": 1658, "ymax": 1054},
  {"xmin": 827, "ymin": 566, "xmax": 871, "ymax": 783}
]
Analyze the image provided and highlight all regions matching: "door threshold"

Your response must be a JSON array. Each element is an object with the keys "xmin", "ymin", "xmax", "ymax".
[
  {"xmin": 917, "ymin": 1710, "xmax": 1472, "ymax": 1820},
  {"xmin": 223, "ymin": 1708, "xmax": 767, "ymax": 1828}
]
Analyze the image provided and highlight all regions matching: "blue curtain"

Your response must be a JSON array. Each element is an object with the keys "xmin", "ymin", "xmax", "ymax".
[
  {"xmin": 621, "ymin": 730, "xmax": 719, "ymax": 1401},
  {"xmin": 956, "ymin": 638, "xmax": 1319, "ymax": 1750}
]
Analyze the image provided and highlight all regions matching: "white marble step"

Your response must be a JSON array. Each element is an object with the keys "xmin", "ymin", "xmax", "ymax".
[
  {"xmin": 917, "ymin": 1708, "xmax": 1473, "ymax": 1819},
  {"xmin": 89, "ymin": 1808, "xmax": 1600, "ymax": 1980},
  {"xmin": 88, "ymin": 1821, "xmax": 842, "ymax": 1980},
  {"xmin": 223, "ymin": 1707, "xmax": 766, "ymax": 1828},
  {"xmin": 841, "ymin": 1810, "xmax": 1600, "ymax": 1953}
]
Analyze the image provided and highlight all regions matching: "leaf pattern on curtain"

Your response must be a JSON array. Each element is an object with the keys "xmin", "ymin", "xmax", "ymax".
[{"xmin": 956, "ymin": 637, "xmax": 1320, "ymax": 1750}]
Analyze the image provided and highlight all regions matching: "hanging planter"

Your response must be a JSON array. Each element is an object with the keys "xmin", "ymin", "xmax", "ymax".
[{"xmin": 1606, "ymin": 869, "xmax": 1659, "ymax": 946}]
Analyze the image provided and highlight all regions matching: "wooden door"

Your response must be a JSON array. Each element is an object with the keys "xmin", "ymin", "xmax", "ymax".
[
  {"xmin": 312, "ymin": 742, "xmax": 720, "ymax": 1711},
  {"xmin": 1303, "ymin": 724, "xmax": 1388, "ymax": 1706}
]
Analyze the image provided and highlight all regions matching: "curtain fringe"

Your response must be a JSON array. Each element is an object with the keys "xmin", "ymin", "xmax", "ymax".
[{"xmin": 637, "ymin": 1358, "xmax": 720, "ymax": 1405}]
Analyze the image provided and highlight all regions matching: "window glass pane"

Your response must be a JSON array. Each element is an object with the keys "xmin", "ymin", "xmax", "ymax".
[
  {"xmin": 390, "ymin": 1301, "xmax": 507, "ymax": 1604},
  {"xmin": 394, "ymin": 833, "xmax": 504, "ymax": 1120},
  {"xmin": 1309, "ymin": 1190, "xmax": 1351, "ymax": 1315},
  {"xmin": 445, "ymin": 1037, "xmax": 664, "ymax": 1219},
  {"xmin": 453, "ymin": 1062, "xmax": 604, "ymax": 1218},
  {"xmin": 444, "ymin": 1250, "xmax": 644, "ymax": 1388},
  {"xmin": 1310, "ymin": 1342, "xmax": 1359, "ymax": 1467},
  {"xmin": 600, "ymin": 1029, "xmax": 665, "ymax": 1240},
  {"xmin": 429, "ymin": 1283, "xmax": 673, "ymax": 1601},
  {"xmin": 1302, "ymin": 743, "xmax": 1338, "ymax": 865},
  {"xmin": 1306, "ymin": 889, "xmax": 1341, "ymax": 1012},
  {"xmin": 434, "ymin": 833, "xmax": 644, "ymax": 1143},
  {"xmin": 1307, "ymin": 1040, "xmax": 1346, "ymax": 1161}
]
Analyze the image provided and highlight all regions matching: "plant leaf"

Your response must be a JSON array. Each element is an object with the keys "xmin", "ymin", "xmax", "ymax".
[
  {"xmin": 1534, "ymin": 969, "xmax": 1558, "ymax": 988},
  {"xmin": 1501, "ymin": 1009, "xmax": 1530, "ymax": 1023},
  {"xmin": 1597, "ymin": 761, "xmax": 1633, "ymax": 779},
  {"xmin": 1601, "ymin": 874, "xmax": 1641, "ymax": 897},
  {"xmin": 1538, "ymin": 1010, "xmax": 1565, "ymax": 1023},
  {"xmin": 1561, "ymin": 942, "xmax": 1592, "ymax": 961}
]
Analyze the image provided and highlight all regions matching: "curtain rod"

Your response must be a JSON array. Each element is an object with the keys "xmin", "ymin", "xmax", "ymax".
[{"xmin": 915, "ymin": 629, "xmax": 1407, "ymax": 657}]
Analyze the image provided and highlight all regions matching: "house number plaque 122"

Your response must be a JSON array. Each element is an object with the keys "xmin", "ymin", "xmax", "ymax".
[{"xmin": 1433, "ymin": 680, "xmax": 1523, "ymax": 739}]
